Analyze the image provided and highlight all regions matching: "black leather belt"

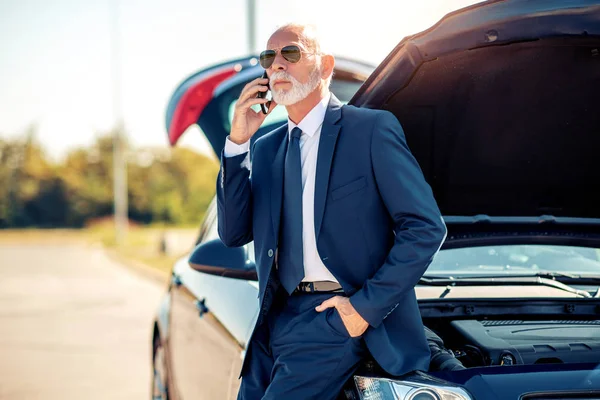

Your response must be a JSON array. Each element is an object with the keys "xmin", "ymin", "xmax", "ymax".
[{"xmin": 293, "ymin": 281, "xmax": 344, "ymax": 294}]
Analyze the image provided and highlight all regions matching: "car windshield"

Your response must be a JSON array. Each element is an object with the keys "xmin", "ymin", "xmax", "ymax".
[{"xmin": 426, "ymin": 244, "xmax": 600, "ymax": 277}]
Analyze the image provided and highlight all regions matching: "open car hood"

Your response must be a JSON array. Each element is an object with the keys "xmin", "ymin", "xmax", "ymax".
[
  {"xmin": 165, "ymin": 55, "xmax": 374, "ymax": 154},
  {"xmin": 351, "ymin": 0, "xmax": 600, "ymax": 230}
]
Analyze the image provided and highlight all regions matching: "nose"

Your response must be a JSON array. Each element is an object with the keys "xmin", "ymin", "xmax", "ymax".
[{"xmin": 270, "ymin": 51, "xmax": 287, "ymax": 72}]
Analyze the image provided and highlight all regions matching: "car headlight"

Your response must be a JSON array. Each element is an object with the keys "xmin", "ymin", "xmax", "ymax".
[{"xmin": 354, "ymin": 373, "xmax": 473, "ymax": 400}]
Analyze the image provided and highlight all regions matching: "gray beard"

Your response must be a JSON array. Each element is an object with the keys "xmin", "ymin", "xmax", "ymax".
[{"xmin": 270, "ymin": 67, "xmax": 321, "ymax": 106}]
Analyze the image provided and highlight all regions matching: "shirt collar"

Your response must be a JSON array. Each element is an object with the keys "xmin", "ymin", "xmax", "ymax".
[{"xmin": 287, "ymin": 93, "xmax": 331, "ymax": 138}]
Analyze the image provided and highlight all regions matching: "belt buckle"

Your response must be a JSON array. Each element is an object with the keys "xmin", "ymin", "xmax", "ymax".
[{"xmin": 297, "ymin": 282, "xmax": 313, "ymax": 293}]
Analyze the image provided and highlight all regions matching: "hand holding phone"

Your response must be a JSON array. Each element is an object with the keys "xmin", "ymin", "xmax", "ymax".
[
  {"xmin": 228, "ymin": 73, "xmax": 275, "ymax": 145},
  {"xmin": 257, "ymin": 71, "xmax": 272, "ymax": 115}
]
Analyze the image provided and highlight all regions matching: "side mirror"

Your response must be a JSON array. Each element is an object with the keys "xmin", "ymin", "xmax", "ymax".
[{"xmin": 188, "ymin": 239, "xmax": 257, "ymax": 281}]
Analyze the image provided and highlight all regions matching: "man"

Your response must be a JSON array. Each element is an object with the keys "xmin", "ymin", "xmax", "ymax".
[{"xmin": 217, "ymin": 23, "xmax": 447, "ymax": 400}]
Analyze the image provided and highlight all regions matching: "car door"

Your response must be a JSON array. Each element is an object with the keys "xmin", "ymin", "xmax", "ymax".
[{"xmin": 168, "ymin": 199, "xmax": 260, "ymax": 400}]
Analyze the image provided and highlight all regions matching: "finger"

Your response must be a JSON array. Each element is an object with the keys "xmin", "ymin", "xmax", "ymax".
[
  {"xmin": 240, "ymin": 77, "xmax": 269, "ymax": 99},
  {"xmin": 238, "ymin": 84, "xmax": 269, "ymax": 104},
  {"xmin": 315, "ymin": 296, "xmax": 339, "ymax": 312},
  {"xmin": 237, "ymin": 97, "xmax": 269, "ymax": 111},
  {"xmin": 242, "ymin": 76, "xmax": 269, "ymax": 93}
]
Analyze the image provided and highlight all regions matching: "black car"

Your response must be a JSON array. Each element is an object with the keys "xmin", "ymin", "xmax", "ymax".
[{"xmin": 153, "ymin": 1, "xmax": 600, "ymax": 399}]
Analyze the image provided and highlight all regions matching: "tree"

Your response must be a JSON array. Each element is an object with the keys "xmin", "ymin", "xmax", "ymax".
[{"xmin": 0, "ymin": 127, "xmax": 219, "ymax": 228}]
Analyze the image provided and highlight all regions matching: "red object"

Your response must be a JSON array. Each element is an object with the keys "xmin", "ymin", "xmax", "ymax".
[{"xmin": 168, "ymin": 68, "xmax": 237, "ymax": 146}]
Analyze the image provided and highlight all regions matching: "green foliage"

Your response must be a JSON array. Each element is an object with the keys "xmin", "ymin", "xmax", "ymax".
[{"xmin": 0, "ymin": 128, "xmax": 219, "ymax": 228}]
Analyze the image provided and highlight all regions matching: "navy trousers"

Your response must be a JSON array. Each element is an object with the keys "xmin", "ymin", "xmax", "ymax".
[{"xmin": 238, "ymin": 289, "xmax": 368, "ymax": 400}]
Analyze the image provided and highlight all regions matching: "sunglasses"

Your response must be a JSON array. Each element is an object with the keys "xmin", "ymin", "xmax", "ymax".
[{"xmin": 259, "ymin": 45, "xmax": 316, "ymax": 69}]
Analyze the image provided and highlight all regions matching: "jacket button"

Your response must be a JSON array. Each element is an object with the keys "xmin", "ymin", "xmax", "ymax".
[{"xmin": 268, "ymin": 249, "xmax": 274, "ymax": 257}]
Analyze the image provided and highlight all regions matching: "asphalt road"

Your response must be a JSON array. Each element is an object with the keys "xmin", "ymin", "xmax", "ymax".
[{"xmin": 0, "ymin": 242, "xmax": 165, "ymax": 400}]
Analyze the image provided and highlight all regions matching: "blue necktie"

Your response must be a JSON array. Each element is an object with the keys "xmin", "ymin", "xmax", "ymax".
[{"xmin": 279, "ymin": 127, "xmax": 305, "ymax": 294}]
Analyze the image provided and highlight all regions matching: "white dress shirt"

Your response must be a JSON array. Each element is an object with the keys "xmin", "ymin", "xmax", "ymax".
[{"xmin": 223, "ymin": 93, "xmax": 338, "ymax": 283}]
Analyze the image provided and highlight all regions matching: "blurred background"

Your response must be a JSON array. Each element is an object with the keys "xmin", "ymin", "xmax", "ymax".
[{"xmin": 0, "ymin": 0, "xmax": 478, "ymax": 398}]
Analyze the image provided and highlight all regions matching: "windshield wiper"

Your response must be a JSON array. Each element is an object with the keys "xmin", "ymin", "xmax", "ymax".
[
  {"xmin": 419, "ymin": 274, "xmax": 594, "ymax": 298},
  {"xmin": 533, "ymin": 271, "xmax": 581, "ymax": 279},
  {"xmin": 528, "ymin": 271, "xmax": 600, "ymax": 281},
  {"xmin": 424, "ymin": 271, "xmax": 600, "ymax": 284}
]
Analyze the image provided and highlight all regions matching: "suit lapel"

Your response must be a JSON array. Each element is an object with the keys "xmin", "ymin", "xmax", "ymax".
[
  {"xmin": 314, "ymin": 95, "xmax": 343, "ymax": 240},
  {"xmin": 270, "ymin": 126, "xmax": 289, "ymax": 240}
]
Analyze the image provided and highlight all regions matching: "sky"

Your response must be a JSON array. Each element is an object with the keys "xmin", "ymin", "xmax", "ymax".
[{"xmin": 0, "ymin": 0, "xmax": 480, "ymax": 161}]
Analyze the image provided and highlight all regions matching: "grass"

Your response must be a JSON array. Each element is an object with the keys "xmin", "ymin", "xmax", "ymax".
[
  {"xmin": 88, "ymin": 222, "xmax": 192, "ymax": 275},
  {"xmin": 0, "ymin": 222, "xmax": 197, "ymax": 275}
]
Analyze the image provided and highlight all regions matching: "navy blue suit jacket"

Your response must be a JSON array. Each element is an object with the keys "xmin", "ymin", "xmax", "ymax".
[{"xmin": 217, "ymin": 94, "xmax": 447, "ymax": 376}]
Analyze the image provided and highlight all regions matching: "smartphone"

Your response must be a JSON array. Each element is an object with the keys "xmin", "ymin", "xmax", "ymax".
[{"xmin": 257, "ymin": 71, "xmax": 271, "ymax": 114}]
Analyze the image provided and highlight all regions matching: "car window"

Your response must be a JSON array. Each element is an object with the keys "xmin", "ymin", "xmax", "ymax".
[
  {"xmin": 427, "ymin": 244, "xmax": 600, "ymax": 276},
  {"xmin": 203, "ymin": 212, "xmax": 219, "ymax": 243},
  {"xmin": 194, "ymin": 197, "xmax": 217, "ymax": 245},
  {"xmin": 195, "ymin": 196, "xmax": 257, "ymax": 263}
]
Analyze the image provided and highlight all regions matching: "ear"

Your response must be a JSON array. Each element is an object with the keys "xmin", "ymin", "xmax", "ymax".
[{"xmin": 321, "ymin": 54, "xmax": 335, "ymax": 81}]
